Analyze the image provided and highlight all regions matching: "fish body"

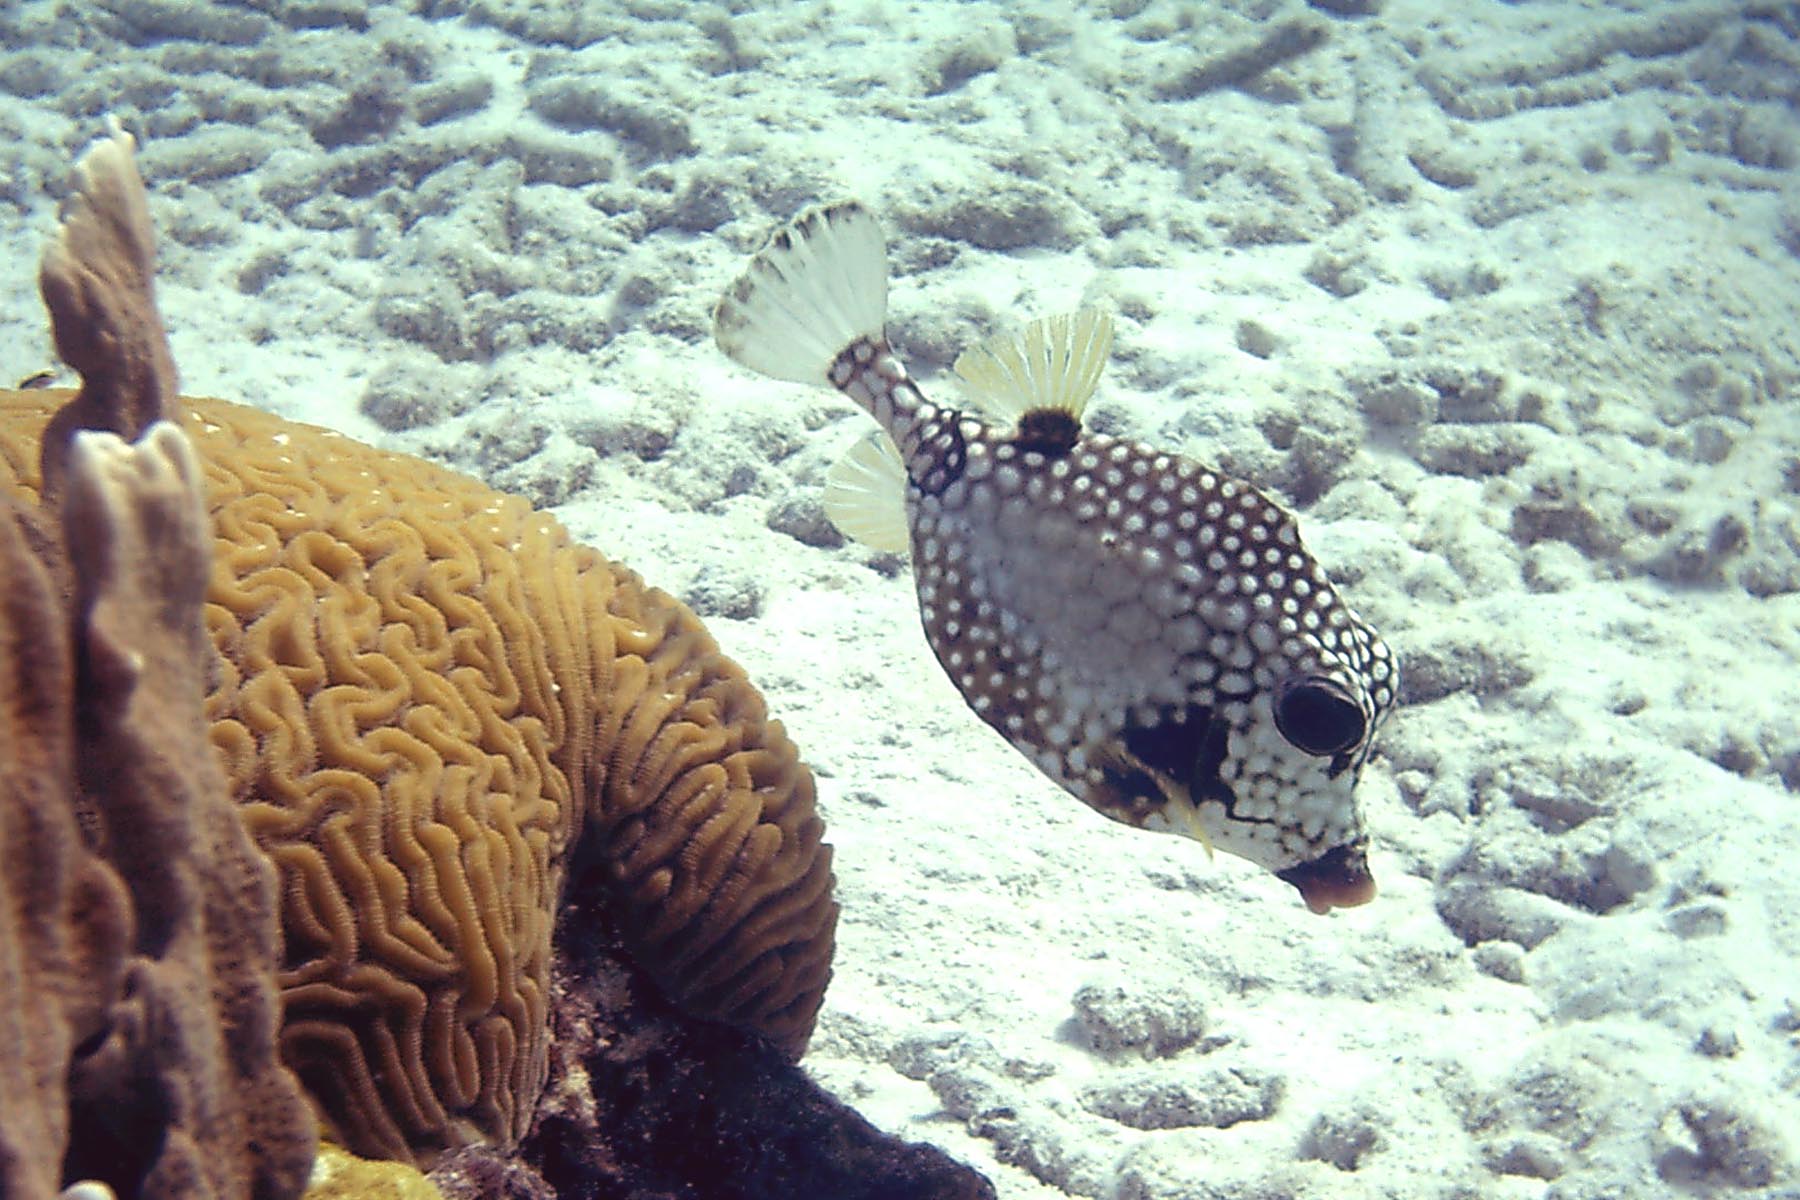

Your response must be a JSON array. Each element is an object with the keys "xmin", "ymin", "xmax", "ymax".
[{"xmin": 715, "ymin": 201, "xmax": 1396, "ymax": 913}]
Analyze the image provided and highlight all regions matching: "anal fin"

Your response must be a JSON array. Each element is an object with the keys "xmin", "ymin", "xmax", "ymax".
[{"xmin": 823, "ymin": 430, "xmax": 909, "ymax": 554}]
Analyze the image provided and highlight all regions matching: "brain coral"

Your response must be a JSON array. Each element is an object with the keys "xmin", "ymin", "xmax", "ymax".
[{"xmin": 0, "ymin": 388, "xmax": 837, "ymax": 1165}]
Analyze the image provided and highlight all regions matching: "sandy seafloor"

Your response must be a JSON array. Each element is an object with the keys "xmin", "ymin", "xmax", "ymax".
[{"xmin": 3, "ymin": 1, "xmax": 1799, "ymax": 1197}]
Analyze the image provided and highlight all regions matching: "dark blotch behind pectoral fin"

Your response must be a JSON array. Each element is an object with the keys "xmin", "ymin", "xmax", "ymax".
[
  {"xmin": 1082, "ymin": 705, "xmax": 1238, "ymax": 827},
  {"xmin": 1120, "ymin": 704, "xmax": 1235, "ymax": 810}
]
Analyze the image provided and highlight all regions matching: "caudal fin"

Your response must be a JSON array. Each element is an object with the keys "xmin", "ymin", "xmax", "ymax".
[{"xmin": 713, "ymin": 201, "xmax": 888, "ymax": 386}]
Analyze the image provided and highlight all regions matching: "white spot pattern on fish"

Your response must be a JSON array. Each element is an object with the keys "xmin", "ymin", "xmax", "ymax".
[{"xmin": 715, "ymin": 200, "xmax": 1397, "ymax": 914}]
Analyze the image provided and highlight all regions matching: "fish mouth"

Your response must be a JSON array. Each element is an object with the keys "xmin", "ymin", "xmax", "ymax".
[{"xmin": 1276, "ymin": 843, "xmax": 1377, "ymax": 914}]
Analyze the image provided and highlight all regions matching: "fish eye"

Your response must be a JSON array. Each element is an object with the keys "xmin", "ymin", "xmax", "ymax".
[{"xmin": 1273, "ymin": 675, "xmax": 1366, "ymax": 757}]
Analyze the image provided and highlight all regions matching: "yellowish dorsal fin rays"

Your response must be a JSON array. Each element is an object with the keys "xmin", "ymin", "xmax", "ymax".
[
  {"xmin": 823, "ymin": 310, "xmax": 1114, "ymax": 550},
  {"xmin": 952, "ymin": 308, "xmax": 1113, "ymax": 425}
]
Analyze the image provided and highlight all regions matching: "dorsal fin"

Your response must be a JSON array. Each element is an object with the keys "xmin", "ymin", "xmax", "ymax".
[
  {"xmin": 823, "ymin": 430, "xmax": 909, "ymax": 553},
  {"xmin": 952, "ymin": 309, "xmax": 1113, "ymax": 426}
]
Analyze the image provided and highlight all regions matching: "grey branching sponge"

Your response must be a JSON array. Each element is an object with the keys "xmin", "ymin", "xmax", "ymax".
[{"xmin": 0, "ymin": 124, "xmax": 315, "ymax": 1200}]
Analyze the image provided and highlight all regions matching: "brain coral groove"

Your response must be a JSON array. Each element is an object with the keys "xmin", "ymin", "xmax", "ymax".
[{"xmin": 0, "ymin": 388, "xmax": 838, "ymax": 1166}]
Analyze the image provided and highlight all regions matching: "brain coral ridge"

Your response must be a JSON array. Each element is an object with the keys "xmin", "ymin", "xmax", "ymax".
[{"xmin": 2, "ymin": 127, "xmax": 837, "ymax": 1170}]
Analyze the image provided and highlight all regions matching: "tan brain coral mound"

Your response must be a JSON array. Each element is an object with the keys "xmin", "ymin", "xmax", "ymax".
[{"xmin": 0, "ymin": 389, "xmax": 838, "ymax": 1166}]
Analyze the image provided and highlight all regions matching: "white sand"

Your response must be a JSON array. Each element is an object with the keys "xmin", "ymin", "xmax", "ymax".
[{"xmin": 4, "ymin": 1, "xmax": 1798, "ymax": 1196}]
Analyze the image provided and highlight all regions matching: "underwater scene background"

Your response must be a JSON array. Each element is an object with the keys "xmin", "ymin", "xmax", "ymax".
[{"xmin": 1, "ymin": 1, "xmax": 1797, "ymax": 1197}]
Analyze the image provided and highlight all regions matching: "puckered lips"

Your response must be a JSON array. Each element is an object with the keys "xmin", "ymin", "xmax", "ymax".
[{"xmin": 1278, "ymin": 842, "xmax": 1377, "ymax": 914}]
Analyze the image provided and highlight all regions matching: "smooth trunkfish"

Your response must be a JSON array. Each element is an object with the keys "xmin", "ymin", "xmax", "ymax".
[{"xmin": 715, "ymin": 201, "xmax": 1397, "ymax": 914}]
